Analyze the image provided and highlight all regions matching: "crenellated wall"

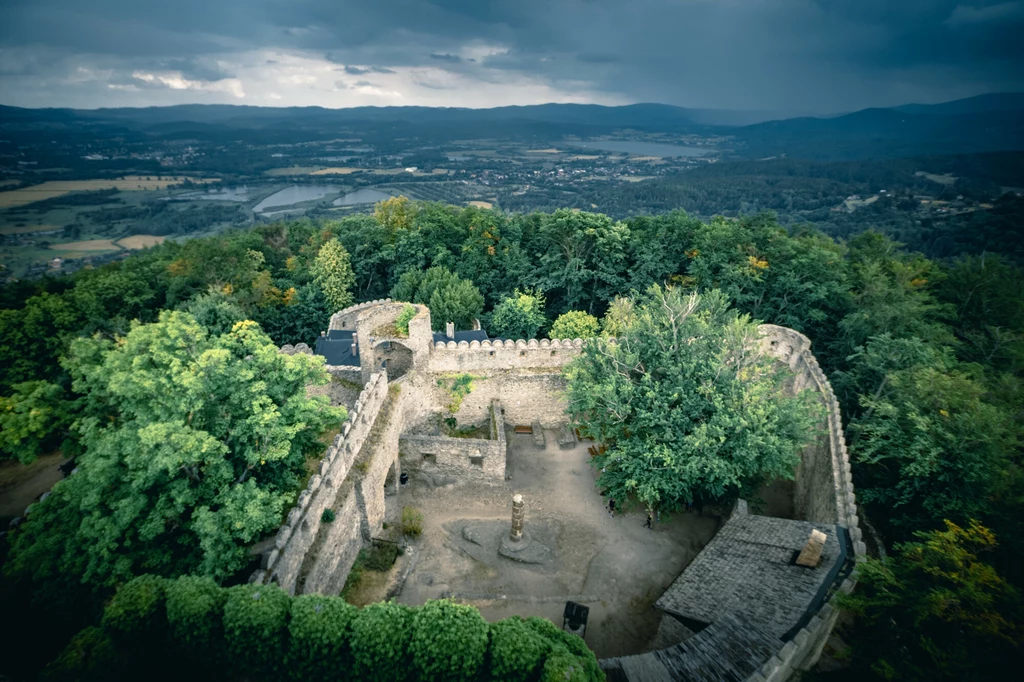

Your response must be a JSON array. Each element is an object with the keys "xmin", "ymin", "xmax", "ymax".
[
  {"xmin": 261, "ymin": 303, "xmax": 861, "ymax": 682},
  {"xmin": 427, "ymin": 337, "xmax": 583, "ymax": 373},
  {"xmin": 249, "ymin": 371, "xmax": 390, "ymax": 595}
]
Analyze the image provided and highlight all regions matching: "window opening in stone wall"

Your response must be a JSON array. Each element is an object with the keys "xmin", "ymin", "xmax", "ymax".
[
  {"xmin": 469, "ymin": 456, "xmax": 484, "ymax": 468},
  {"xmin": 422, "ymin": 453, "xmax": 437, "ymax": 465}
]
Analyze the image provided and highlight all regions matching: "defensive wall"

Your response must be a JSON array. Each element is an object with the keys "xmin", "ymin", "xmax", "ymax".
[{"xmin": 260, "ymin": 303, "xmax": 864, "ymax": 681}]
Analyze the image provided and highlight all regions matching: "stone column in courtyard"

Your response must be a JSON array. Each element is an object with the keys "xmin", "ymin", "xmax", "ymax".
[{"xmin": 510, "ymin": 494, "xmax": 524, "ymax": 542}]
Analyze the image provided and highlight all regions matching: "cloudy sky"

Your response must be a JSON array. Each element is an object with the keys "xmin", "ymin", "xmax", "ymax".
[{"xmin": 1, "ymin": 1, "xmax": 1022, "ymax": 113}]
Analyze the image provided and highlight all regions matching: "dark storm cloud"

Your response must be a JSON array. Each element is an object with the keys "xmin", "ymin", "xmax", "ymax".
[{"xmin": 0, "ymin": 0, "xmax": 1021, "ymax": 110}]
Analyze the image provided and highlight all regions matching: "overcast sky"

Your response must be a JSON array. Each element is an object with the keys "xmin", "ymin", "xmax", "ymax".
[{"xmin": 1, "ymin": 0, "xmax": 1022, "ymax": 113}]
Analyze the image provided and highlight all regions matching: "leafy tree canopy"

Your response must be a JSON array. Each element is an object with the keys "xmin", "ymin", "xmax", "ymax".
[
  {"xmin": 837, "ymin": 520, "xmax": 1022, "ymax": 682},
  {"xmin": 5, "ymin": 312, "xmax": 344, "ymax": 589},
  {"xmin": 565, "ymin": 286, "xmax": 820, "ymax": 512},
  {"xmin": 489, "ymin": 289, "xmax": 547, "ymax": 339},
  {"xmin": 389, "ymin": 266, "xmax": 484, "ymax": 332},
  {"xmin": 311, "ymin": 238, "xmax": 356, "ymax": 312},
  {"xmin": 550, "ymin": 311, "xmax": 600, "ymax": 340}
]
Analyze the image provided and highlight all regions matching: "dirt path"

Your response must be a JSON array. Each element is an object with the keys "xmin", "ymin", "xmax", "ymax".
[
  {"xmin": 369, "ymin": 429, "xmax": 720, "ymax": 659},
  {"xmin": 0, "ymin": 452, "xmax": 69, "ymax": 519}
]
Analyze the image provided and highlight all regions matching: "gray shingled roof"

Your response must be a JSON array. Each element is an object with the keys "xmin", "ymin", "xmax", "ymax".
[
  {"xmin": 314, "ymin": 330, "xmax": 360, "ymax": 367},
  {"xmin": 601, "ymin": 612, "xmax": 780, "ymax": 682},
  {"xmin": 655, "ymin": 513, "xmax": 841, "ymax": 639}
]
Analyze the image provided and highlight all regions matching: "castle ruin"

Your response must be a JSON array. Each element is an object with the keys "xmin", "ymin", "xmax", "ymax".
[{"xmin": 258, "ymin": 301, "xmax": 865, "ymax": 681}]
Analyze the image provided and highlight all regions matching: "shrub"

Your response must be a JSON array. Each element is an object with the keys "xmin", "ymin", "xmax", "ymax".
[
  {"xmin": 222, "ymin": 583, "xmax": 292, "ymax": 681},
  {"xmin": 549, "ymin": 311, "xmax": 600, "ymax": 340},
  {"xmin": 395, "ymin": 304, "xmax": 417, "ymax": 337},
  {"xmin": 488, "ymin": 617, "xmax": 551, "ymax": 682},
  {"xmin": 165, "ymin": 575, "xmax": 228, "ymax": 665},
  {"xmin": 402, "ymin": 506, "xmax": 424, "ymax": 537},
  {"xmin": 40, "ymin": 627, "xmax": 119, "ymax": 682},
  {"xmin": 541, "ymin": 650, "xmax": 590, "ymax": 682},
  {"xmin": 409, "ymin": 599, "xmax": 489, "ymax": 682},
  {"xmin": 101, "ymin": 575, "xmax": 168, "ymax": 646},
  {"xmin": 364, "ymin": 542, "xmax": 400, "ymax": 571},
  {"xmin": 525, "ymin": 617, "xmax": 604, "ymax": 682},
  {"xmin": 350, "ymin": 601, "xmax": 413, "ymax": 682},
  {"xmin": 321, "ymin": 508, "xmax": 336, "ymax": 523},
  {"xmin": 288, "ymin": 595, "xmax": 358, "ymax": 680}
]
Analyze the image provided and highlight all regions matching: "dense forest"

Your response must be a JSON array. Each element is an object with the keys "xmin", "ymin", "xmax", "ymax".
[{"xmin": 1, "ymin": 197, "xmax": 1021, "ymax": 680}]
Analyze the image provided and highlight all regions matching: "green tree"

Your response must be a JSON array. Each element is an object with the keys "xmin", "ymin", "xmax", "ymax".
[
  {"xmin": 489, "ymin": 289, "xmax": 547, "ymax": 339},
  {"xmin": 5, "ymin": 313, "xmax": 344, "ymax": 590},
  {"xmin": 350, "ymin": 601, "xmax": 413, "ymax": 682},
  {"xmin": 409, "ymin": 599, "xmax": 489, "ymax": 681},
  {"xmin": 600, "ymin": 296, "xmax": 637, "ymax": 337},
  {"xmin": 488, "ymin": 617, "xmax": 551, "ymax": 682},
  {"xmin": 836, "ymin": 520, "xmax": 1021, "ymax": 681},
  {"xmin": 565, "ymin": 286, "xmax": 819, "ymax": 513},
  {"xmin": 390, "ymin": 266, "xmax": 484, "ymax": 332},
  {"xmin": 223, "ymin": 583, "xmax": 291, "ymax": 682},
  {"xmin": 288, "ymin": 595, "xmax": 358, "ymax": 680},
  {"xmin": 0, "ymin": 381, "xmax": 74, "ymax": 463},
  {"xmin": 848, "ymin": 358, "xmax": 1018, "ymax": 540},
  {"xmin": 311, "ymin": 238, "xmax": 356, "ymax": 312},
  {"xmin": 535, "ymin": 209, "xmax": 630, "ymax": 316},
  {"xmin": 549, "ymin": 311, "xmax": 600, "ymax": 340},
  {"xmin": 183, "ymin": 288, "xmax": 247, "ymax": 336}
]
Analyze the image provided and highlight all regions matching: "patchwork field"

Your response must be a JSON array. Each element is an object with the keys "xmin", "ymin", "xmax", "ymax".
[
  {"xmin": 116, "ymin": 235, "xmax": 166, "ymax": 249},
  {"xmin": 310, "ymin": 167, "xmax": 363, "ymax": 175},
  {"xmin": 0, "ymin": 176, "xmax": 218, "ymax": 208},
  {"xmin": 57, "ymin": 239, "xmax": 120, "ymax": 252},
  {"xmin": 467, "ymin": 200, "xmax": 494, "ymax": 209}
]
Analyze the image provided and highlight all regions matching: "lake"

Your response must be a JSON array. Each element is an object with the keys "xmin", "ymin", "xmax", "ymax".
[
  {"xmin": 253, "ymin": 185, "xmax": 340, "ymax": 213},
  {"xmin": 171, "ymin": 187, "xmax": 251, "ymax": 202},
  {"xmin": 567, "ymin": 141, "xmax": 712, "ymax": 157},
  {"xmin": 333, "ymin": 189, "xmax": 393, "ymax": 206}
]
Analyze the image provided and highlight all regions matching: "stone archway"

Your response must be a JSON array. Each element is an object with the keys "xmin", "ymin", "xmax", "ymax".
[{"xmin": 371, "ymin": 340, "xmax": 415, "ymax": 380}]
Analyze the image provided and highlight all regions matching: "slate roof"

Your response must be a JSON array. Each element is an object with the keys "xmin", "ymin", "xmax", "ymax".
[
  {"xmin": 655, "ymin": 513, "xmax": 842, "ymax": 640},
  {"xmin": 601, "ymin": 612, "xmax": 779, "ymax": 682},
  {"xmin": 431, "ymin": 329, "xmax": 489, "ymax": 344},
  {"xmin": 314, "ymin": 329, "xmax": 360, "ymax": 367}
]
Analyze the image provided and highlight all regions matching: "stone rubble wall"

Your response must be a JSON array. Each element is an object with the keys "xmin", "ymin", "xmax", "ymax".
[
  {"xmin": 328, "ymin": 298, "xmax": 394, "ymax": 331},
  {"xmin": 450, "ymin": 372, "xmax": 570, "ymax": 428},
  {"xmin": 398, "ymin": 399, "xmax": 506, "ymax": 484},
  {"xmin": 249, "ymin": 371, "xmax": 389, "ymax": 595}
]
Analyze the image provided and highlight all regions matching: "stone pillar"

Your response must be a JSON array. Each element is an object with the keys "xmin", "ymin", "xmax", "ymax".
[{"xmin": 510, "ymin": 494, "xmax": 524, "ymax": 542}]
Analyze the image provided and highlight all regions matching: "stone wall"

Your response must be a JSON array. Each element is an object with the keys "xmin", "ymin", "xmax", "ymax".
[
  {"xmin": 249, "ymin": 371, "xmax": 389, "ymax": 595},
  {"xmin": 427, "ymin": 338, "xmax": 583, "ymax": 373},
  {"xmin": 450, "ymin": 371, "xmax": 569, "ymax": 428},
  {"xmin": 399, "ymin": 399, "xmax": 506, "ymax": 484}
]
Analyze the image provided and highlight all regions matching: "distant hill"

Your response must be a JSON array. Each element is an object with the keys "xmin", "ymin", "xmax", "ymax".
[
  {"xmin": 2, "ymin": 92, "xmax": 1022, "ymax": 161},
  {"xmin": 732, "ymin": 94, "xmax": 1024, "ymax": 161}
]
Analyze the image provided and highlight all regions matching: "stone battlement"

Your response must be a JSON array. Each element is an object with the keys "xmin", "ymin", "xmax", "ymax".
[{"xmin": 256, "ymin": 302, "xmax": 859, "ymax": 682}]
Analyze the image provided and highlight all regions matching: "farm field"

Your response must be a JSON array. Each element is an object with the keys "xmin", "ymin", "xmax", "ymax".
[
  {"xmin": 0, "ymin": 176, "xmax": 218, "ymax": 208},
  {"xmin": 0, "ymin": 223, "xmax": 62, "ymax": 235},
  {"xmin": 116, "ymin": 235, "xmax": 166, "ymax": 249},
  {"xmin": 58, "ymin": 239, "xmax": 119, "ymax": 251}
]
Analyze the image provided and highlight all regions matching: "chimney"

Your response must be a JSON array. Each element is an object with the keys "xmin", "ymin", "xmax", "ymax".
[
  {"xmin": 795, "ymin": 529, "xmax": 827, "ymax": 567},
  {"xmin": 446, "ymin": 322, "xmax": 455, "ymax": 339},
  {"xmin": 351, "ymin": 332, "xmax": 359, "ymax": 357},
  {"xmin": 320, "ymin": 330, "xmax": 326, "ymax": 337}
]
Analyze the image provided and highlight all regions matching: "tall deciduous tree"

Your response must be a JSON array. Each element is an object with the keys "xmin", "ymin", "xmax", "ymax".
[
  {"xmin": 565, "ymin": 286, "xmax": 819, "ymax": 513},
  {"xmin": 389, "ymin": 266, "xmax": 484, "ymax": 332},
  {"xmin": 6, "ymin": 312, "xmax": 344, "ymax": 589},
  {"xmin": 489, "ymin": 289, "xmax": 547, "ymax": 339},
  {"xmin": 836, "ymin": 520, "xmax": 1021, "ymax": 682},
  {"xmin": 311, "ymin": 239, "xmax": 356, "ymax": 312}
]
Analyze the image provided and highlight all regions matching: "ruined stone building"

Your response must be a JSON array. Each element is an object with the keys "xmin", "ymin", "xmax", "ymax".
[{"xmin": 257, "ymin": 301, "xmax": 864, "ymax": 682}]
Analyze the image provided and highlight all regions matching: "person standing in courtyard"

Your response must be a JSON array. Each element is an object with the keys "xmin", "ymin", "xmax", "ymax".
[
  {"xmin": 644, "ymin": 512, "xmax": 653, "ymax": 529},
  {"xmin": 608, "ymin": 498, "xmax": 616, "ymax": 518}
]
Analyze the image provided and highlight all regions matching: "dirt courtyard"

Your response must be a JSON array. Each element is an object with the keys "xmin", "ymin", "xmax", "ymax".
[{"xmin": 380, "ymin": 428, "xmax": 721, "ymax": 659}]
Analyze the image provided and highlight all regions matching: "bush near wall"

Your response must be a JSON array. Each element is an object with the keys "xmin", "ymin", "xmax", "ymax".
[{"xmin": 42, "ymin": 576, "xmax": 605, "ymax": 682}]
